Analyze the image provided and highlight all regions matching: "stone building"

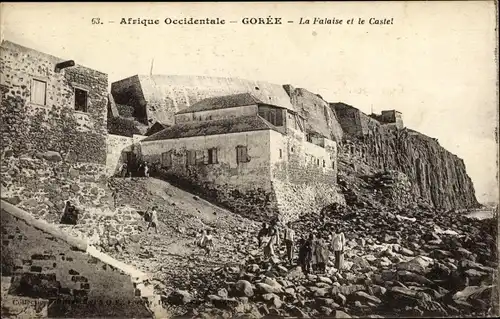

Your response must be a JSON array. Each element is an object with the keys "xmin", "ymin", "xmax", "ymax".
[
  {"xmin": 333, "ymin": 102, "xmax": 404, "ymax": 138},
  {"xmin": 0, "ymin": 40, "xmax": 109, "ymax": 213},
  {"xmin": 110, "ymin": 75, "xmax": 344, "ymax": 143},
  {"xmin": 110, "ymin": 75, "xmax": 294, "ymax": 127},
  {"xmin": 332, "ymin": 102, "xmax": 382, "ymax": 137},
  {"xmin": 138, "ymin": 93, "xmax": 343, "ymax": 221},
  {"xmin": 370, "ymin": 110, "xmax": 404, "ymax": 130}
]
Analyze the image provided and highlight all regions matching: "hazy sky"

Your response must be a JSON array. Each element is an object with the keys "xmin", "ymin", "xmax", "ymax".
[{"xmin": 1, "ymin": 2, "xmax": 498, "ymax": 203}]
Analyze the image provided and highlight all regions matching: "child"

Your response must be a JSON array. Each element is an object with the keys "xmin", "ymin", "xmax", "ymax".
[{"xmin": 147, "ymin": 206, "xmax": 159, "ymax": 234}]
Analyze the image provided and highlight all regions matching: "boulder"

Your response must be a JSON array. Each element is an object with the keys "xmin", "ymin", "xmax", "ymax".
[
  {"xmin": 334, "ymin": 310, "xmax": 352, "ymax": 318},
  {"xmin": 351, "ymin": 291, "xmax": 382, "ymax": 304},
  {"xmin": 169, "ymin": 290, "xmax": 192, "ymax": 305},
  {"xmin": 41, "ymin": 151, "xmax": 62, "ymax": 162},
  {"xmin": 256, "ymin": 283, "xmax": 282, "ymax": 294},
  {"xmin": 233, "ymin": 280, "xmax": 254, "ymax": 297}
]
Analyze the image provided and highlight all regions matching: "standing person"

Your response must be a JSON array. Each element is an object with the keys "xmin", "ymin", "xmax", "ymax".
[
  {"xmin": 257, "ymin": 223, "xmax": 269, "ymax": 247},
  {"xmin": 137, "ymin": 161, "xmax": 144, "ymax": 177},
  {"xmin": 267, "ymin": 220, "xmax": 280, "ymax": 257},
  {"xmin": 147, "ymin": 206, "xmax": 159, "ymax": 234},
  {"xmin": 298, "ymin": 238, "xmax": 308, "ymax": 272},
  {"xmin": 119, "ymin": 163, "xmax": 128, "ymax": 178},
  {"xmin": 315, "ymin": 236, "xmax": 329, "ymax": 273},
  {"xmin": 203, "ymin": 229, "xmax": 214, "ymax": 256},
  {"xmin": 332, "ymin": 228, "xmax": 346, "ymax": 272},
  {"xmin": 144, "ymin": 162, "xmax": 150, "ymax": 177},
  {"xmin": 111, "ymin": 189, "xmax": 119, "ymax": 208},
  {"xmin": 283, "ymin": 222, "xmax": 296, "ymax": 264},
  {"xmin": 301, "ymin": 234, "xmax": 315, "ymax": 274}
]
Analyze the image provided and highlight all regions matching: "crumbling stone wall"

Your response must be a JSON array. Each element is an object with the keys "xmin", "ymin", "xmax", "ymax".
[
  {"xmin": 0, "ymin": 41, "xmax": 109, "ymax": 215},
  {"xmin": 110, "ymin": 75, "xmax": 148, "ymax": 124},
  {"xmin": 1, "ymin": 206, "xmax": 151, "ymax": 318}
]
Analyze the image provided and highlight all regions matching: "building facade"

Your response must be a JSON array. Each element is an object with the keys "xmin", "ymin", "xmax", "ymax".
[
  {"xmin": 139, "ymin": 93, "xmax": 342, "ymax": 221},
  {"xmin": 332, "ymin": 102, "xmax": 382, "ymax": 137},
  {"xmin": 0, "ymin": 40, "xmax": 109, "ymax": 214},
  {"xmin": 333, "ymin": 102, "xmax": 404, "ymax": 138}
]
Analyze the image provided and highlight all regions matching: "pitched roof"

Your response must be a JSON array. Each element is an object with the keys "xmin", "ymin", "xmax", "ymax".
[
  {"xmin": 142, "ymin": 115, "xmax": 278, "ymax": 142},
  {"xmin": 145, "ymin": 122, "xmax": 168, "ymax": 136},
  {"xmin": 176, "ymin": 93, "xmax": 264, "ymax": 115}
]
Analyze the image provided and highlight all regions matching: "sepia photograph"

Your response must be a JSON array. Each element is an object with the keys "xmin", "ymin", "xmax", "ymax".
[{"xmin": 0, "ymin": 1, "xmax": 498, "ymax": 318}]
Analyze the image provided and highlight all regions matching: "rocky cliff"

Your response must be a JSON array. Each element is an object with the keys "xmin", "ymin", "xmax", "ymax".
[
  {"xmin": 284, "ymin": 85, "xmax": 344, "ymax": 142},
  {"xmin": 337, "ymin": 124, "xmax": 480, "ymax": 210}
]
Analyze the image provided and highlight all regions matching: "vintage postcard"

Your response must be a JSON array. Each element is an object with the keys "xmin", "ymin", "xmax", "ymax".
[{"xmin": 0, "ymin": 1, "xmax": 498, "ymax": 318}]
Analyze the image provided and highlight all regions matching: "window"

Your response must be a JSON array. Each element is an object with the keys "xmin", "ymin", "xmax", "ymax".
[
  {"xmin": 161, "ymin": 151, "xmax": 172, "ymax": 168},
  {"xmin": 258, "ymin": 106, "xmax": 283, "ymax": 126},
  {"xmin": 279, "ymin": 149, "xmax": 282, "ymax": 159},
  {"xmin": 195, "ymin": 150, "xmax": 204, "ymax": 164},
  {"xmin": 317, "ymin": 159, "xmax": 320, "ymax": 166},
  {"xmin": 323, "ymin": 160, "xmax": 325, "ymax": 167},
  {"xmin": 208, "ymin": 148, "xmax": 218, "ymax": 164},
  {"xmin": 31, "ymin": 79, "xmax": 47, "ymax": 105},
  {"xmin": 186, "ymin": 150, "xmax": 196, "ymax": 166},
  {"xmin": 74, "ymin": 88, "xmax": 88, "ymax": 112},
  {"xmin": 306, "ymin": 134, "xmax": 313, "ymax": 143},
  {"xmin": 236, "ymin": 146, "xmax": 249, "ymax": 164}
]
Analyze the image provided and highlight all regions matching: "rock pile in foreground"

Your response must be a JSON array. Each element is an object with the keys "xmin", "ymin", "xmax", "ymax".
[{"xmin": 163, "ymin": 207, "xmax": 498, "ymax": 318}]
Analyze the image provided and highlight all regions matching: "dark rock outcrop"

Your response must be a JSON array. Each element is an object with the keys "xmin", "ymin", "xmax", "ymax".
[{"xmin": 338, "ymin": 125, "xmax": 479, "ymax": 210}]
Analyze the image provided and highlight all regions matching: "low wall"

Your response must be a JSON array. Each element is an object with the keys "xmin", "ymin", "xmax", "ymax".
[
  {"xmin": 106, "ymin": 134, "xmax": 133, "ymax": 176},
  {"xmin": 0, "ymin": 200, "xmax": 166, "ymax": 318},
  {"xmin": 272, "ymin": 179, "xmax": 345, "ymax": 223},
  {"xmin": 106, "ymin": 134, "xmax": 147, "ymax": 176}
]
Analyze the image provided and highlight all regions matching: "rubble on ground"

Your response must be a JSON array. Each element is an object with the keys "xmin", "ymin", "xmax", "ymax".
[{"xmin": 158, "ymin": 205, "xmax": 498, "ymax": 318}]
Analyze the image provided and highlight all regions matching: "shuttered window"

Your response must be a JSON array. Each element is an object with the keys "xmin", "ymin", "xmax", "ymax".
[
  {"xmin": 258, "ymin": 106, "xmax": 284, "ymax": 126},
  {"xmin": 275, "ymin": 110, "xmax": 283, "ymax": 126},
  {"xmin": 208, "ymin": 148, "xmax": 218, "ymax": 164},
  {"xmin": 161, "ymin": 151, "xmax": 172, "ymax": 168},
  {"xmin": 195, "ymin": 150, "xmax": 204, "ymax": 164},
  {"xmin": 236, "ymin": 146, "xmax": 249, "ymax": 164},
  {"xmin": 186, "ymin": 150, "xmax": 196, "ymax": 166},
  {"xmin": 31, "ymin": 79, "xmax": 47, "ymax": 105}
]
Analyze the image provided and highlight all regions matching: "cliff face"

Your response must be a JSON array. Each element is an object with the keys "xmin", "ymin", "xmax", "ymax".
[
  {"xmin": 285, "ymin": 85, "xmax": 344, "ymax": 142},
  {"xmin": 338, "ymin": 125, "xmax": 480, "ymax": 210}
]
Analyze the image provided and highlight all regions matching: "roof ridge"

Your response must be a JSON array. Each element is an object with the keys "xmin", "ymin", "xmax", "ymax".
[{"xmin": 142, "ymin": 114, "xmax": 275, "ymax": 142}]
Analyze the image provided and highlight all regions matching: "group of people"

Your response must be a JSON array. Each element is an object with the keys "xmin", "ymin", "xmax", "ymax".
[
  {"xmin": 118, "ymin": 161, "xmax": 150, "ymax": 178},
  {"xmin": 257, "ymin": 218, "xmax": 346, "ymax": 274}
]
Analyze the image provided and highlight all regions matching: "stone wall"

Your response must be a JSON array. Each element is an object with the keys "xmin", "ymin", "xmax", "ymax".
[
  {"xmin": 106, "ymin": 134, "xmax": 134, "ymax": 176},
  {"xmin": 111, "ymin": 75, "xmax": 295, "ymax": 128},
  {"xmin": 110, "ymin": 75, "xmax": 148, "ymax": 124},
  {"xmin": 0, "ymin": 201, "xmax": 157, "ymax": 318},
  {"xmin": 140, "ymin": 130, "xmax": 278, "ymax": 220},
  {"xmin": 1, "ymin": 40, "xmax": 108, "ymax": 164},
  {"xmin": 333, "ymin": 102, "xmax": 382, "ymax": 138},
  {"xmin": 0, "ymin": 41, "xmax": 109, "ymax": 217},
  {"xmin": 269, "ymin": 130, "xmax": 344, "ymax": 221}
]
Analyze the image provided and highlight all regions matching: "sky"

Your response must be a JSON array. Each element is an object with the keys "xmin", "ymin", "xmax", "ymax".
[{"xmin": 1, "ymin": 1, "xmax": 498, "ymax": 203}]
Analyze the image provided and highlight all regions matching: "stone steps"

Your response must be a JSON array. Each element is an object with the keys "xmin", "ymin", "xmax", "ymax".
[{"xmin": 85, "ymin": 245, "xmax": 170, "ymax": 318}]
